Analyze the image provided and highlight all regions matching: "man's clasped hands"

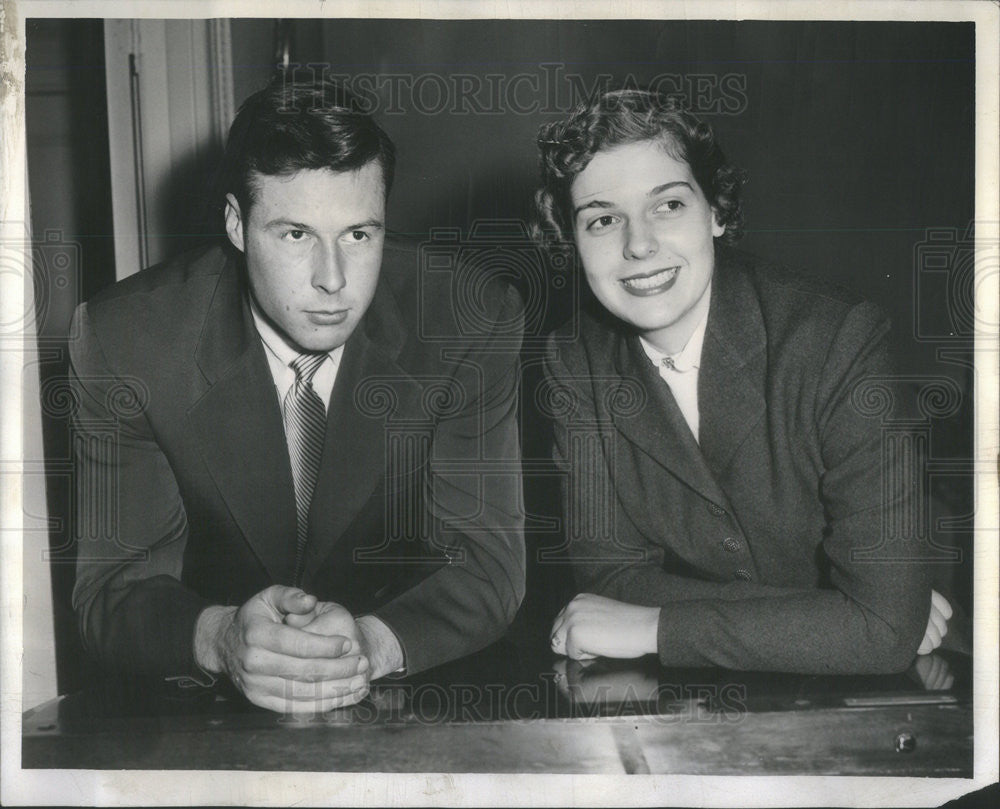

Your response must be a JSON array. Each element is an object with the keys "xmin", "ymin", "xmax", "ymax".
[{"xmin": 194, "ymin": 585, "xmax": 391, "ymax": 714}]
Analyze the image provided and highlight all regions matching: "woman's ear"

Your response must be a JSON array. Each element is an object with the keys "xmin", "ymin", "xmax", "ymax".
[
  {"xmin": 224, "ymin": 193, "xmax": 246, "ymax": 253},
  {"xmin": 711, "ymin": 208, "xmax": 725, "ymax": 239}
]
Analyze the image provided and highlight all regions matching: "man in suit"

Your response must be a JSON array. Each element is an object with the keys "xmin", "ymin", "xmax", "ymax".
[
  {"xmin": 70, "ymin": 78, "xmax": 525, "ymax": 713},
  {"xmin": 536, "ymin": 90, "xmax": 952, "ymax": 673}
]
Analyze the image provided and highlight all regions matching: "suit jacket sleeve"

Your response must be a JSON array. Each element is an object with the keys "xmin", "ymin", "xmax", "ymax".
[
  {"xmin": 371, "ymin": 285, "xmax": 526, "ymax": 674},
  {"xmin": 546, "ymin": 302, "xmax": 931, "ymax": 674},
  {"xmin": 69, "ymin": 302, "xmax": 212, "ymax": 680}
]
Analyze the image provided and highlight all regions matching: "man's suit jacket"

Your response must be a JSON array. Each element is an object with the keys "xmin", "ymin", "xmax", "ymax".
[
  {"xmin": 543, "ymin": 247, "xmax": 931, "ymax": 674},
  {"xmin": 70, "ymin": 240, "xmax": 525, "ymax": 681}
]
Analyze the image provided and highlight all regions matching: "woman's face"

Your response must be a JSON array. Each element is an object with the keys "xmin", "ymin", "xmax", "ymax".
[{"xmin": 570, "ymin": 139, "xmax": 724, "ymax": 354}]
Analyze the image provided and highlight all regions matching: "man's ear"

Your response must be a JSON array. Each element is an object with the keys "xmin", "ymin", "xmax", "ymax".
[
  {"xmin": 224, "ymin": 193, "xmax": 246, "ymax": 253},
  {"xmin": 711, "ymin": 208, "xmax": 726, "ymax": 239}
]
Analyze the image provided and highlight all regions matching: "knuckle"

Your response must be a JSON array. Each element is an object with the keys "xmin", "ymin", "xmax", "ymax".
[
  {"xmin": 243, "ymin": 648, "xmax": 264, "ymax": 672},
  {"xmin": 235, "ymin": 647, "xmax": 253, "ymax": 670},
  {"xmin": 242, "ymin": 623, "xmax": 259, "ymax": 647}
]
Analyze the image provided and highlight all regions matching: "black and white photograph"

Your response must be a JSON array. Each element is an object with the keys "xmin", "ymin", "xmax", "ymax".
[{"xmin": 2, "ymin": 0, "xmax": 997, "ymax": 805}]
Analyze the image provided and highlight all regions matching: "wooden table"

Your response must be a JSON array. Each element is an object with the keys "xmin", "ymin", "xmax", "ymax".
[{"xmin": 22, "ymin": 643, "xmax": 972, "ymax": 775}]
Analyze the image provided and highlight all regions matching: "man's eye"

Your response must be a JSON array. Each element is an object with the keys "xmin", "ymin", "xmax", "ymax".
[
  {"xmin": 346, "ymin": 230, "xmax": 370, "ymax": 242},
  {"xmin": 283, "ymin": 230, "xmax": 307, "ymax": 241},
  {"xmin": 586, "ymin": 214, "xmax": 619, "ymax": 232}
]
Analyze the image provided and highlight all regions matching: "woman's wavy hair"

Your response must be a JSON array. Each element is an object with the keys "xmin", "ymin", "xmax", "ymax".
[{"xmin": 532, "ymin": 89, "xmax": 745, "ymax": 250}]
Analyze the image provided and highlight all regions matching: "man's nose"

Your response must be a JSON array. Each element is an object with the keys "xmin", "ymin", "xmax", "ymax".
[
  {"xmin": 623, "ymin": 220, "xmax": 659, "ymax": 260},
  {"xmin": 312, "ymin": 245, "xmax": 346, "ymax": 294}
]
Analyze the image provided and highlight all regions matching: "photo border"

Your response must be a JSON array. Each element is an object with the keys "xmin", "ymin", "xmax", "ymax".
[{"xmin": 2, "ymin": 1, "xmax": 997, "ymax": 806}]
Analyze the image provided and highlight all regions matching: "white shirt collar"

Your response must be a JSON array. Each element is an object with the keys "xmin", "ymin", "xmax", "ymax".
[
  {"xmin": 248, "ymin": 294, "xmax": 343, "ymax": 371},
  {"xmin": 638, "ymin": 289, "xmax": 711, "ymax": 373}
]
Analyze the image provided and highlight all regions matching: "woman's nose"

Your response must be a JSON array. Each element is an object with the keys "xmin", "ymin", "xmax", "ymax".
[{"xmin": 623, "ymin": 221, "xmax": 658, "ymax": 260}]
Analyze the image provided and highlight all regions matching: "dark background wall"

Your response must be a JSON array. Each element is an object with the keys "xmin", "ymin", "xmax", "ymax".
[
  {"xmin": 322, "ymin": 21, "xmax": 973, "ymax": 369},
  {"xmin": 274, "ymin": 17, "xmax": 977, "ymax": 643},
  {"xmin": 26, "ymin": 18, "xmax": 976, "ymax": 688},
  {"xmin": 227, "ymin": 20, "xmax": 975, "ymax": 375}
]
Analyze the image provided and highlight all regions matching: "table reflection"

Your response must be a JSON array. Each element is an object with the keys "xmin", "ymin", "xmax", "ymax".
[
  {"xmin": 910, "ymin": 652, "xmax": 955, "ymax": 691},
  {"xmin": 24, "ymin": 642, "xmax": 968, "ymax": 733},
  {"xmin": 550, "ymin": 652, "xmax": 965, "ymax": 716}
]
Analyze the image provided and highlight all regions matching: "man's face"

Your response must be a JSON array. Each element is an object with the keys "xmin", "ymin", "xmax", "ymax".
[
  {"xmin": 570, "ymin": 139, "xmax": 723, "ymax": 354},
  {"xmin": 225, "ymin": 163, "xmax": 386, "ymax": 353}
]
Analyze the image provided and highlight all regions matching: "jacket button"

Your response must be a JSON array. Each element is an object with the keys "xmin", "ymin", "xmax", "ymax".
[
  {"xmin": 734, "ymin": 568, "xmax": 752, "ymax": 582},
  {"xmin": 723, "ymin": 537, "xmax": 741, "ymax": 553},
  {"xmin": 707, "ymin": 503, "xmax": 726, "ymax": 517}
]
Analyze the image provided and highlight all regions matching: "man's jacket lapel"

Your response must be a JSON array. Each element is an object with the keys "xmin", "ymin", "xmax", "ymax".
[
  {"xmin": 301, "ymin": 265, "xmax": 420, "ymax": 580},
  {"xmin": 188, "ymin": 255, "xmax": 298, "ymax": 583}
]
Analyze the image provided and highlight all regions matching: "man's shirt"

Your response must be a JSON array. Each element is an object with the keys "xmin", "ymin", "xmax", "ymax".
[{"xmin": 249, "ymin": 295, "xmax": 344, "ymax": 414}]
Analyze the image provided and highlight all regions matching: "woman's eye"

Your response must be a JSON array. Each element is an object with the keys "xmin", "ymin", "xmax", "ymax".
[
  {"xmin": 587, "ymin": 214, "xmax": 619, "ymax": 232},
  {"xmin": 656, "ymin": 199, "xmax": 685, "ymax": 213}
]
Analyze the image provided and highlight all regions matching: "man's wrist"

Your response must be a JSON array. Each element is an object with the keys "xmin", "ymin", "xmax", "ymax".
[
  {"xmin": 194, "ymin": 605, "xmax": 238, "ymax": 673},
  {"xmin": 356, "ymin": 614, "xmax": 404, "ymax": 680}
]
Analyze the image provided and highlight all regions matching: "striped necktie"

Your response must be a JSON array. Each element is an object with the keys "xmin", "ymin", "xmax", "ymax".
[{"xmin": 283, "ymin": 352, "xmax": 328, "ymax": 586}]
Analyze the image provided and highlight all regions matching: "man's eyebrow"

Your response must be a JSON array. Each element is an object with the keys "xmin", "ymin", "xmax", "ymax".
[
  {"xmin": 573, "ymin": 181, "xmax": 694, "ymax": 219},
  {"xmin": 345, "ymin": 219, "xmax": 384, "ymax": 231},
  {"xmin": 263, "ymin": 218, "xmax": 314, "ymax": 230},
  {"xmin": 261, "ymin": 218, "xmax": 385, "ymax": 230}
]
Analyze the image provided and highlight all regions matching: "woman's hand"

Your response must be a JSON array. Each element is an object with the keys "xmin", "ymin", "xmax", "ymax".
[
  {"xmin": 550, "ymin": 593, "xmax": 660, "ymax": 660},
  {"xmin": 917, "ymin": 589, "xmax": 953, "ymax": 655}
]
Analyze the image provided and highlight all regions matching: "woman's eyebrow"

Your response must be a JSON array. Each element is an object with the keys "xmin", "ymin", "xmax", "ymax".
[
  {"xmin": 573, "ymin": 199, "xmax": 614, "ymax": 218},
  {"xmin": 648, "ymin": 181, "xmax": 692, "ymax": 196}
]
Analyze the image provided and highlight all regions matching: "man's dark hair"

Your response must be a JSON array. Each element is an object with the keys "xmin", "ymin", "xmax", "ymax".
[
  {"xmin": 218, "ymin": 77, "xmax": 396, "ymax": 219},
  {"xmin": 532, "ymin": 89, "xmax": 745, "ymax": 248}
]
